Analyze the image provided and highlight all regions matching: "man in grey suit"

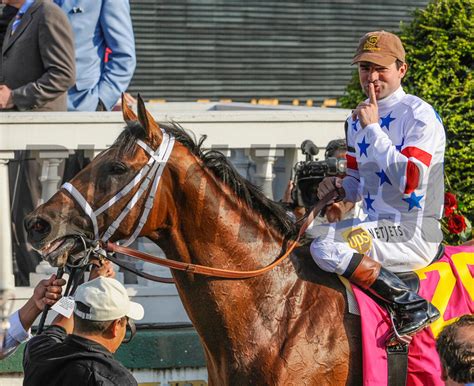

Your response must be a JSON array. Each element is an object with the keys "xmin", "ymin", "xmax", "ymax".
[{"xmin": 0, "ymin": 0, "xmax": 75, "ymax": 111}]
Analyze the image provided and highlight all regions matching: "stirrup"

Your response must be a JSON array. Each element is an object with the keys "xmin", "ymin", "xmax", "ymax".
[{"xmin": 386, "ymin": 307, "xmax": 413, "ymax": 347}]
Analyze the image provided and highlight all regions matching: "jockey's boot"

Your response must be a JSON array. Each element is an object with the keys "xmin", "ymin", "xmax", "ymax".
[{"xmin": 344, "ymin": 254, "xmax": 440, "ymax": 340}]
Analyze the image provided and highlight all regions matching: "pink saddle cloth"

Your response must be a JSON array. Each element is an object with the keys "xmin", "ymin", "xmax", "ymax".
[{"xmin": 351, "ymin": 245, "xmax": 474, "ymax": 385}]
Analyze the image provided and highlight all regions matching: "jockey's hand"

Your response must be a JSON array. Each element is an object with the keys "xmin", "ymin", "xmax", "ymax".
[
  {"xmin": 326, "ymin": 200, "xmax": 355, "ymax": 222},
  {"xmin": 351, "ymin": 82, "xmax": 379, "ymax": 128},
  {"xmin": 317, "ymin": 176, "xmax": 344, "ymax": 204}
]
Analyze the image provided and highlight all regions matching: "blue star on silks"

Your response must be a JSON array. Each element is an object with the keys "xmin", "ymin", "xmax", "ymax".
[
  {"xmin": 395, "ymin": 137, "xmax": 405, "ymax": 152},
  {"xmin": 364, "ymin": 192, "xmax": 375, "ymax": 211},
  {"xmin": 380, "ymin": 112, "xmax": 396, "ymax": 130},
  {"xmin": 352, "ymin": 118, "xmax": 359, "ymax": 131},
  {"xmin": 402, "ymin": 192, "xmax": 424, "ymax": 211},
  {"xmin": 376, "ymin": 169, "xmax": 392, "ymax": 186},
  {"xmin": 357, "ymin": 136, "xmax": 370, "ymax": 157}
]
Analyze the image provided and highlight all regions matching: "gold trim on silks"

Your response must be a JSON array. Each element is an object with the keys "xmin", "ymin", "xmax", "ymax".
[
  {"xmin": 363, "ymin": 35, "xmax": 381, "ymax": 51},
  {"xmin": 342, "ymin": 227, "xmax": 373, "ymax": 254}
]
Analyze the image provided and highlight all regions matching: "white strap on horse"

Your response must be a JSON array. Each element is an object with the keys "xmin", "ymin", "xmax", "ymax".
[
  {"xmin": 62, "ymin": 182, "xmax": 100, "ymax": 240},
  {"xmin": 61, "ymin": 129, "xmax": 175, "ymax": 246}
]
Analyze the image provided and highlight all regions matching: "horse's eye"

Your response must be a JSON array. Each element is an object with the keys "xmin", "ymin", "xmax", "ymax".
[{"xmin": 109, "ymin": 162, "xmax": 128, "ymax": 175}]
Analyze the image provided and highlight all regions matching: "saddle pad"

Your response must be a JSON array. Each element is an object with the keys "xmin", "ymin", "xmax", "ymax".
[{"xmin": 351, "ymin": 245, "xmax": 474, "ymax": 386}]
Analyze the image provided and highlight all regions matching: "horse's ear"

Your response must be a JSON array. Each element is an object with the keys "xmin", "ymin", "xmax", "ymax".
[
  {"xmin": 137, "ymin": 94, "xmax": 162, "ymax": 144},
  {"xmin": 122, "ymin": 93, "xmax": 138, "ymax": 122}
]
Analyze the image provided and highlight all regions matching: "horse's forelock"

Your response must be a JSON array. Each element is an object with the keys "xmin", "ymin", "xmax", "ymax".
[{"xmin": 110, "ymin": 121, "xmax": 147, "ymax": 156}]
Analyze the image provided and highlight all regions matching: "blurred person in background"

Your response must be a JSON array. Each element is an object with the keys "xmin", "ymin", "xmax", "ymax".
[
  {"xmin": 282, "ymin": 138, "xmax": 358, "ymax": 223},
  {"xmin": 54, "ymin": 0, "xmax": 136, "ymax": 111}
]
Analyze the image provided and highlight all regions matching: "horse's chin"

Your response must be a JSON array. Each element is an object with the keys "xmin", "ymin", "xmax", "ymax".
[{"xmin": 40, "ymin": 236, "xmax": 82, "ymax": 267}]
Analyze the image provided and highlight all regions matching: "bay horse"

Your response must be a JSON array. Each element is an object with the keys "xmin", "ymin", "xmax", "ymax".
[{"xmin": 25, "ymin": 97, "xmax": 362, "ymax": 385}]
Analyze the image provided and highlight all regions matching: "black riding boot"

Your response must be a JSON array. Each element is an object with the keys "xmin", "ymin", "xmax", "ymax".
[{"xmin": 343, "ymin": 254, "xmax": 440, "ymax": 341}]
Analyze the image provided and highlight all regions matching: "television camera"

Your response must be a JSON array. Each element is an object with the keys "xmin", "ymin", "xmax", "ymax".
[{"xmin": 291, "ymin": 140, "xmax": 347, "ymax": 208}]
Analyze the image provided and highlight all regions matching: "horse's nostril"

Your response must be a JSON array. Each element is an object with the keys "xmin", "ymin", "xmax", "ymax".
[{"xmin": 26, "ymin": 217, "xmax": 51, "ymax": 241}]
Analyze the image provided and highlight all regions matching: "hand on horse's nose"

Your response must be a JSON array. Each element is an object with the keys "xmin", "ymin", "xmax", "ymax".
[{"xmin": 25, "ymin": 216, "xmax": 51, "ymax": 242}]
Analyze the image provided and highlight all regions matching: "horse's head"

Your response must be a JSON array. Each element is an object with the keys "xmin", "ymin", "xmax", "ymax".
[{"xmin": 25, "ymin": 96, "xmax": 174, "ymax": 267}]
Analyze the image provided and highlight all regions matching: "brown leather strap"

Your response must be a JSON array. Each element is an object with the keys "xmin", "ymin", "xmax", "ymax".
[
  {"xmin": 105, "ymin": 190, "xmax": 341, "ymax": 280},
  {"xmin": 349, "ymin": 254, "xmax": 381, "ymax": 289}
]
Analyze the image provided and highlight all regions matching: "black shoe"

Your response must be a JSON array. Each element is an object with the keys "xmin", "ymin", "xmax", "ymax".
[
  {"xmin": 369, "ymin": 267, "xmax": 440, "ymax": 339},
  {"xmin": 390, "ymin": 302, "xmax": 440, "ymax": 337}
]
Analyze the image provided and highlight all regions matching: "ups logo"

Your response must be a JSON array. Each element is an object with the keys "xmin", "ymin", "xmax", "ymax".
[
  {"xmin": 343, "ymin": 227, "xmax": 372, "ymax": 254},
  {"xmin": 363, "ymin": 35, "xmax": 381, "ymax": 51}
]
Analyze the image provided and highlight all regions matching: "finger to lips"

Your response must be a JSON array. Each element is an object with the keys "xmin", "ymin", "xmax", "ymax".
[{"xmin": 369, "ymin": 82, "xmax": 377, "ymax": 105}]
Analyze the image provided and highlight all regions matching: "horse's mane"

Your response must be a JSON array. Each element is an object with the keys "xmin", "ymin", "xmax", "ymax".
[{"xmin": 113, "ymin": 121, "xmax": 297, "ymax": 239}]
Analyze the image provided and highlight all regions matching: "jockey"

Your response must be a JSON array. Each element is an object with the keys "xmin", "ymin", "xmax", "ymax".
[{"xmin": 310, "ymin": 30, "xmax": 445, "ymax": 341}]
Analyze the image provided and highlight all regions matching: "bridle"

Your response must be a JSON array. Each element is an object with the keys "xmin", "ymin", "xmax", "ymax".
[{"xmin": 38, "ymin": 132, "xmax": 175, "ymax": 335}]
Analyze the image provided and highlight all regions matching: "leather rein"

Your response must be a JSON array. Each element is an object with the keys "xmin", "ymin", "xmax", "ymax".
[{"xmin": 101, "ymin": 190, "xmax": 339, "ymax": 282}]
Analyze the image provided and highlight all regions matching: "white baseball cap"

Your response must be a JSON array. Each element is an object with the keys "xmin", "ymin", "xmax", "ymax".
[{"xmin": 74, "ymin": 277, "xmax": 144, "ymax": 321}]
